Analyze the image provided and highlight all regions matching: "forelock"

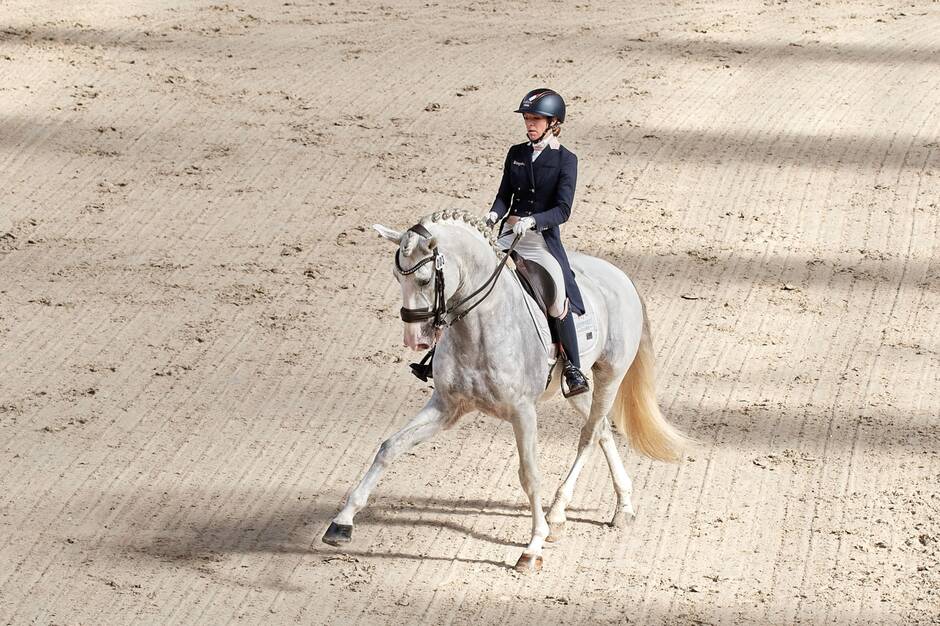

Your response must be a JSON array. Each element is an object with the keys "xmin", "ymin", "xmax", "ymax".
[{"xmin": 400, "ymin": 229, "xmax": 420, "ymax": 257}]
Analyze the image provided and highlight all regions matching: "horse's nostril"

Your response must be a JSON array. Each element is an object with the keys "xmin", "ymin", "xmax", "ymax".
[{"xmin": 416, "ymin": 343, "xmax": 430, "ymax": 350}]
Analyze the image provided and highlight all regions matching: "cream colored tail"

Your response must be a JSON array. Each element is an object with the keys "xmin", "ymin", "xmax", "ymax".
[{"xmin": 611, "ymin": 303, "xmax": 691, "ymax": 462}]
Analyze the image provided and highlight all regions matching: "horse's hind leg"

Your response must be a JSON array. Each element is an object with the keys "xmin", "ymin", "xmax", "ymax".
[
  {"xmin": 598, "ymin": 416, "xmax": 636, "ymax": 527},
  {"xmin": 323, "ymin": 397, "xmax": 453, "ymax": 546},
  {"xmin": 546, "ymin": 369, "xmax": 620, "ymax": 541},
  {"xmin": 545, "ymin": 392, "xmax": 598, "ymax": 541}
]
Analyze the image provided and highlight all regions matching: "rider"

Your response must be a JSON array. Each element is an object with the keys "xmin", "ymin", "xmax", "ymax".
[{"xmin": 486, "ymin": 88, "xmax": 590, "ymax": 397}]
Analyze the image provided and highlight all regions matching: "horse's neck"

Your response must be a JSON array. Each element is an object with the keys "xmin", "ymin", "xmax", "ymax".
[{"xmin": 446, "ymin": 234, "xmax": 524, "ymax": 344}]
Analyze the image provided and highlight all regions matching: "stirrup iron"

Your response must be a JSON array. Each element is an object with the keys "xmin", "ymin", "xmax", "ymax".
[
  {"xmin": 410, "ymin": 348, "xmax": 435, "ymax": 382},
  {"xmin": 561, "ymin": 362, "xmax": 589, "ymax": 398}
]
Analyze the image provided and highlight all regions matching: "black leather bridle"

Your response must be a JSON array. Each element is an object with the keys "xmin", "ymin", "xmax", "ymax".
[{"xmin": 395, "ymin": 223, "xmax": 521, "ymax": 330}]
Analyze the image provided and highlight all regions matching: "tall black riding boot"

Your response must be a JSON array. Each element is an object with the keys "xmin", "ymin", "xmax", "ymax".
[{"xmin": 557, "ymin": 311, "xmax": 589, "ymax": 397}]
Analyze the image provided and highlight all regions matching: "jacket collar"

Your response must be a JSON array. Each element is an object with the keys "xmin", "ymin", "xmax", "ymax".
[
  {"xmin": 529, "ymin": 133, "xmax": 560, "ymax": 151},
  {"xmin": 532, "ymin": 142, "xmax": 560, "ymax": 171}
]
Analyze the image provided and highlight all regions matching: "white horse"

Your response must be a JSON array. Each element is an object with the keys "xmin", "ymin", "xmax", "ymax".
[{"xmin": 323, "ymin": 210, "xmax": 690, "ymax": 571}]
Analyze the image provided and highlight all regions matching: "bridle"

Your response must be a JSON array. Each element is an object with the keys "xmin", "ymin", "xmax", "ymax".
[{"xmin": 395, "ymin": 223, "xmax": 521, "ymax": 330}]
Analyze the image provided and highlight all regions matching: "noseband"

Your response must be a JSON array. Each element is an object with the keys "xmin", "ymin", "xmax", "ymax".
[{"xmin": 396, "ymin": 222, "xmax": 520, "ymax": 330}]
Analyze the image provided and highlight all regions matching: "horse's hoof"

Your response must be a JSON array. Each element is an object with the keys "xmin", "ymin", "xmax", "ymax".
[
  {"xmin": 514, "ymin": 553, "xmax": 543, "ymax": 573},
  {"xmin": 610, "ymin": 507, "xmax": 637, "ymax": 529},
  {"xmin": 546, "ymin": 522, "xmax": 565, "ymax": 542},
  {"xmin": 322, "ymin": 521, "xmax": 353, "ymax": 546}
]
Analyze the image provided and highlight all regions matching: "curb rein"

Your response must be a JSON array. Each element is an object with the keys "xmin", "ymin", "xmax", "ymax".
[{"xmin": 396, "ymin": 223, "xmax": 521, "ymax": 330}]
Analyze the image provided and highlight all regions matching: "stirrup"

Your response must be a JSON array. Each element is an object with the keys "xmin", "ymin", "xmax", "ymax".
[
  {"xmin": 409, "ymin": 348, "xmax": 434, "ymax": 382},
  {"xmin": 561, "ymin": 363, "xmax": 589, "ymax": 398}
]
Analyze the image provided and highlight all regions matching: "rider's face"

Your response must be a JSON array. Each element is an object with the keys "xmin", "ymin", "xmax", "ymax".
[{"xmin": 523, "ymin": 113, "xmax": 550, "ymax": 141}]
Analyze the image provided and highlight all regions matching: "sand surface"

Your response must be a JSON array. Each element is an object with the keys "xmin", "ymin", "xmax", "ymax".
[{"xmin": 1, "ymin": 1, "xmax": 938, "ymax": 623}]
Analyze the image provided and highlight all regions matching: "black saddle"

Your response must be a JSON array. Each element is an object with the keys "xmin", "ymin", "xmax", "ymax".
[{"xmin": 511, "ymin": 252, "xmax": 557, "ymax": 320}]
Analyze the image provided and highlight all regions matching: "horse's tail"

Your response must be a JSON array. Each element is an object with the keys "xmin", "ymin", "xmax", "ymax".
[{"xmin": 611, "ymin": 299, "xmax": 691, "ymax": 462}]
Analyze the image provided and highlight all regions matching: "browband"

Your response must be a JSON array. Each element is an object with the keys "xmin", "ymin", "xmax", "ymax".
[{"xmin": 395, "ymin": 249, "xmax": 434, "ymax": 275}]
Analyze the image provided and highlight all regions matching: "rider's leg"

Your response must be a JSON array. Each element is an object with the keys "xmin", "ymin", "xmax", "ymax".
[
  {"xmin": 555, "ymin": 302, "xmax": 589, "ymax": 397},
  {"xmin": 557, "ymin": 307, "xmax": 581, "ymax": 369}
]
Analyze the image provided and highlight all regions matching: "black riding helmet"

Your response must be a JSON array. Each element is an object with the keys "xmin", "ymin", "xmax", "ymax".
[{"xmin": 514, "ymin": 88, "xmax": 566, "ymax": 123}]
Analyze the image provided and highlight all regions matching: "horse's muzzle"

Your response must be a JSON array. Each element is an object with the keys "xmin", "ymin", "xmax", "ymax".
[{"xmin": 403, "ymin": 322, "xmax": 433, "ymax": 351}]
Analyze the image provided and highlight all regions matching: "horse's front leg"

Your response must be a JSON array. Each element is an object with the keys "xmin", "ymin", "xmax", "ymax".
[
  {"xmin": 511, "ymin": 403, "xmax": 550, "ymax": 572},
  {"xmin": 322, "ymin": 396, "xmax": 454, "ymax": 546}
]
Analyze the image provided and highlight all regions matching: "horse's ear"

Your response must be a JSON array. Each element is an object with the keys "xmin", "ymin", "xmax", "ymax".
[{"xmin": 373, "ymin": 224, "xmax": 402, "ymax": 244}]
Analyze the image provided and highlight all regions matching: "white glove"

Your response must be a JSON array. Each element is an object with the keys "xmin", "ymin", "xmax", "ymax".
[
  {"xmin": 512, "ymin": 216, "xmax": 536, "ymax": 236},
  {"xmin": 485, "ymin": 211, "xmax": 499, "ymax": 228}
]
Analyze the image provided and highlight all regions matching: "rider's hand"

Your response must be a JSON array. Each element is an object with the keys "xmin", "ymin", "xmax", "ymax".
[
  {"xmin": 512, "ymin": 216, "xmax": 536, "ymax": 236},
  {"xmin": 485, "ymin": 211, "xmax": 499, "ymax": 228}
]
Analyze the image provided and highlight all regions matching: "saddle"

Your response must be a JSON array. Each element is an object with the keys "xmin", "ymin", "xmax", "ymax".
[
  {"xmin": 511, "ymin": 252, "xmax": 556, "ymax": 321},
  {"xmin": 512, "ymin": 256, "xmax": 598, "ymax": 361}
]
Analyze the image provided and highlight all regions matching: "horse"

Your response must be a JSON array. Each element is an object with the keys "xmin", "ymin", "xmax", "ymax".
[{"xmin": 322, "ymin": 209, "xmax": 690, "ymax": 572}]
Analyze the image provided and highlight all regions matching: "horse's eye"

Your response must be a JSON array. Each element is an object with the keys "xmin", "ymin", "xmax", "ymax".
[{"xmin": 416, "ymin": 277, "xmax": 431, "ymax": 287}]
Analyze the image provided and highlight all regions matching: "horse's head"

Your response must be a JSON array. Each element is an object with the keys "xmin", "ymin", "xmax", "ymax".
[
  {"xmin": 374, "ymin": 222, "xmax": 450, "ymax": 351},
  {"xmin": 374, "ymin": 213, "xmax": 500, "ymax": 351}
]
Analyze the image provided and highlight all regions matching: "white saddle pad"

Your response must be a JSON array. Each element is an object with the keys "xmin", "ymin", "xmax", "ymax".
[{"xmin": 515, "ymin": 272, "xmax": 598, "ymax": 361}]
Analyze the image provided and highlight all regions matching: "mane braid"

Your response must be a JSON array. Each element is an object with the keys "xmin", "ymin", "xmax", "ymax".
[{"xmin": 417, "ymin": 210, "xmax": 500, "ymax": 253}]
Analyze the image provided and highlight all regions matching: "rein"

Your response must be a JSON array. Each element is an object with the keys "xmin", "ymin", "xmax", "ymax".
[{"xmin": 396, "ymin": 223, "xmax": 521, "ymax": 330}]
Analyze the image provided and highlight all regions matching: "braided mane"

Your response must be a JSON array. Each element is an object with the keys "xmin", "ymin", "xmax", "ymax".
[{"xmin": 417, "ymin": 209, "xmax": 500, "ymax": 253}]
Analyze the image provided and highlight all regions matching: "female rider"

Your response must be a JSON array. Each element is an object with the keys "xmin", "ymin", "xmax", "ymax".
[{"xmin": 486, "ymin": 88, "xmax": 589, "ymax": 397}]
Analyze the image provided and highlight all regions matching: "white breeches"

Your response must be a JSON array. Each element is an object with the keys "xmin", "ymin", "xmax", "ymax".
[{"xmin": 498, "ymin": 224, "xmax": 567, "ymax": 318}]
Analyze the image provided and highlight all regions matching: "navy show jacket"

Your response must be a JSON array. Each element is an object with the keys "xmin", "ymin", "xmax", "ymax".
[{"xmin": 490, "ymin": 141, "xmax": 585, "ymax": 315}]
